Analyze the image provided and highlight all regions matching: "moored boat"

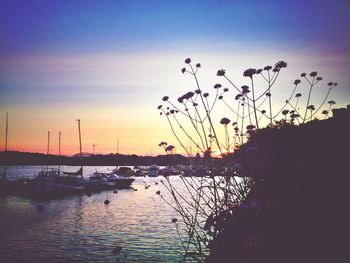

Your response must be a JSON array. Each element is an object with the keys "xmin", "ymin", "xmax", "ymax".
[
  {"xmin": 90, "ymin": 171, "xmax": 135, "ymax": 189},
  {"xmin": 113, "ymin": 166, "xmax": 135, "ymax": 177},
  {"xmin": 159, "ymin": 166, "xmax": 182, "ymax": 176},
  {"xmin": 148, "ymin": 164, "xmax": 159, "ymax": 177}
]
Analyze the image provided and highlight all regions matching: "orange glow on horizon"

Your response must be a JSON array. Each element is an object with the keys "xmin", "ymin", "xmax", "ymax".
[{"xmin": 1, "ymin": 51, "xmax": 349, "ymax": 156}]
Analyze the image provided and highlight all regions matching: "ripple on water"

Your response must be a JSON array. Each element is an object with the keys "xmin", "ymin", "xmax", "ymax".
[{"xmin": 0, "ymin": 166, "xmax": 186, "ymax": 262}]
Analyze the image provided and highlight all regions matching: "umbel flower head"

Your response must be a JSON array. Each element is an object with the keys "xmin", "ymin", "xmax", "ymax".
[
  {"xmin": 294, "ymin": 79, "xmax": 301, "ymax": 85},
  {"xmin": 295, "ymin": 93, "xmax": 302, "ymax": 98},
  {"xmin": 273, "ymin": 61, "xmax": 287, "ymax": 71},
  {"xmin": 165, "ymin": 145, "xmax": 175, "ymax": 153},
  {"xmin": 159, "ymin": 141, "xmax": 167, "ymax": 147},
  {"xmin": 243, "ymin": 68, "xmax": 256, "ymax": 78},
  {"xmin": 310, "ymin": 71, "xmax": 317, "ymax": 77},
  {"xmin": 183, "ymin": 91, "xmax": 195, "ymax": 100},
  {"xmin": 185, "ymin": 58, "xmax": 191, "ymax": 64},
  {"xmin": 181, "ymin": 68, "xmax": 186, "ymax": 74},
  {"xmin": 196, "ymin": 63, "xmax": 201, "ymax": 68},
  {"xmin": 235, "ymin": 94, "xmax": 243, "ymax": 100},
  {"xmin": 177, "ymin": 96, "xmax": 184, "ymax": 103},
  {"xmin": 157, "ymin": 105, "xmax": 162, "ymax": 110},
  {"xmin": 241, "ymin": 85, "xmax": 250, "ymax": 94},
  {"xmin": 307, "ymin": 105, "xmax": 315, "ymax": 111},
  {"xmin": 217, "ymin": 69, "xmax": 226, "ymax": 76},
  {"xmin": 162, "ymin": 96, "xmax": 169, "ymax": 101},
  {"xmin": 220, "ymin": 117, "xmax": 231, "ymax": 125},
  {"xmin": 264, "ymin": 66, "xmax": 272, "ymax": 71},
  {"xmin": 301, "ymin": 73, "xmax": 306, "ymax": 77},
  {"xmin": 282, "ymin": 109, "xmax": 289, "ymax": 115},
  {"xmin": 214, "ymin": 83, "xmax": 222, "ymax": 89},
  {"xmin": 203, "ymin": 93, "xmax": 209, "ymax": 98}
]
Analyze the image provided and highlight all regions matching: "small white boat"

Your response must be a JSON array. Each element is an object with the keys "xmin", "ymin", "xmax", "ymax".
[{"xmin": 90, "ymin": 171, "xmax": 135, "ymax": 188}]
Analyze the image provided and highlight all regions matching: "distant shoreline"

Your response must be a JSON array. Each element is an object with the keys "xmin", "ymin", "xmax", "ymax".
[{"xmin": 0, "ymin": 151, "xmax": 190, "ymax": 166}]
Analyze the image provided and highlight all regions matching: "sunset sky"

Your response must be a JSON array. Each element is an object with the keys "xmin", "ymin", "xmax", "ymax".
[{"xmin": 1, "ymin": 0, "xmax": 349, "ymax": 156}]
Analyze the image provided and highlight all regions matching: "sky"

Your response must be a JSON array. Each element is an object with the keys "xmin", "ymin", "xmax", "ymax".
[{"xmin": 0, "ymin": 0, "xmax": 349, "ymax": 156}]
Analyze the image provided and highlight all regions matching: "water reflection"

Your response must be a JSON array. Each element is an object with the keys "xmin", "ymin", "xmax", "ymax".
[{"xmin": 0, "ymin": 166, "xmax": 183, "ymax": 262}]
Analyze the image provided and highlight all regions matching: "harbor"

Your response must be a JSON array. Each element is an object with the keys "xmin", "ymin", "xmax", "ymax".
[
  {"xmin": 0, "ymin": 166, "xmax": 185, "ymax": 262},
  {"xmin": 1, "ymin": 0, "xmax": 348, "ymax": 262}
]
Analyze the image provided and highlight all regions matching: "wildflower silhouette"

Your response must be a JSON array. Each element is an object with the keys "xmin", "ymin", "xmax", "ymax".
[{"xmin": 157, "ymin": 58, "xmax": 339, "ymax": 262}]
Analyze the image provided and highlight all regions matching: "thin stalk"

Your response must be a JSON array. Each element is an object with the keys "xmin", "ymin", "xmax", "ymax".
[
  {"xmin": 250, "ymin": 77, "xmax": 259, "ymax": 129},
  {"xmin": 307, "ymin": 87, "xmax": 332, "ymax": 120},
  {"xmin": 162, "ymin": 110, "xmax": 192, "ymax": 157},
  {"xmin": 173, "ymin": 116, "xmax": 204, "ymax": 153},
  {"xmin": 189, "ymin": 63, "xmax": 222, "ymax": 154},
  {"xmin": 303, "ymin": 77, "xmax": 315, "ymax": 123}
]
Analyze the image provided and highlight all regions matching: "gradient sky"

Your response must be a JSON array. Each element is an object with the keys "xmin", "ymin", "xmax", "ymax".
[{"xmin": 0, "ymin": 0, "xmax": 349, "ymax": 155}]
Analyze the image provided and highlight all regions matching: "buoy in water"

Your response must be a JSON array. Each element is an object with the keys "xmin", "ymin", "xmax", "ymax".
[
  {"xmin": 112, "ymin": 246, "xmax": 123, "ymax": 255},
  {"xmin": 104, "ymin": 199, "xmax": 110, "ymax": 205}
]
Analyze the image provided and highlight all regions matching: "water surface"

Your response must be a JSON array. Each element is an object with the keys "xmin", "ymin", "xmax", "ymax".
[{"xmin": 0, "ymin": 166, "xmax": 185, "ymax": 262}]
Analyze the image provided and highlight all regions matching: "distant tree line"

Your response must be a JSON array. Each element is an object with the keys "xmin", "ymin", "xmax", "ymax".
[{"xmin": 0, "ymin": 151, "xmax": 190, "ymax": 166}]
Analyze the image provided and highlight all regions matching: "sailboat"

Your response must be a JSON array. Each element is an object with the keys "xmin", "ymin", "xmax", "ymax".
[
  {"xmin": 23, "ymin": 122, "xmax": 86, "ymax": 198},
  {"xmin": 37, "ymin": 120, "xmax": 84, "ymax": 183},
  {"xmin": 112, "ymin": 137, "xmax": 135, "ymax": 177},
  {"xmin": 90, "ymin": 136, "xmax": 135, "ymax": 189}
]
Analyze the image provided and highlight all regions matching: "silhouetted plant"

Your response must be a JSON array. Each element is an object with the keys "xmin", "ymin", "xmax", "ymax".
[
  {"xmin": 220, "ymin": 117, "xmax": 231, "ymax": 152},
  {"xmin": 157, "ymin": 58, "xmax": 339, "ymax": 262},
  {"xmin": 165, "ymin": 145, "xmax": 175, "ymax": 155}
]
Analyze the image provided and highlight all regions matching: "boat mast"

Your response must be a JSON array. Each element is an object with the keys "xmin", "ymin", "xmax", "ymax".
[
  {"xmin": 46, "ymin": 130, "xmax": 50, "ymax": 170},
  {"xmin": 76, "ymin": 119, "xmax": 83, "ymax": 176},
  {"xmin": 4, "ymin": 111, "xmax": 8, "ymax": 152},
  {"xmin": 47, "ymin": 130, "xmax": 50, "ymax": 155},
  {"xmin": 58, "ymin": 131, "xmax": 61, "ymax": 171},
  {"xmin": 3, "ymin": 112, "xmax": 8, "ymax": 178},
  {"xmin": 116, "ymin": 136, "xmax": 119, "ymax": 168}
]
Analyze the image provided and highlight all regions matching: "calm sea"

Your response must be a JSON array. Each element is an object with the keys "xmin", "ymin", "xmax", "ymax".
[{"xmin": 0, "ymin": 166, "xmax": 186, "ymax": 262}]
